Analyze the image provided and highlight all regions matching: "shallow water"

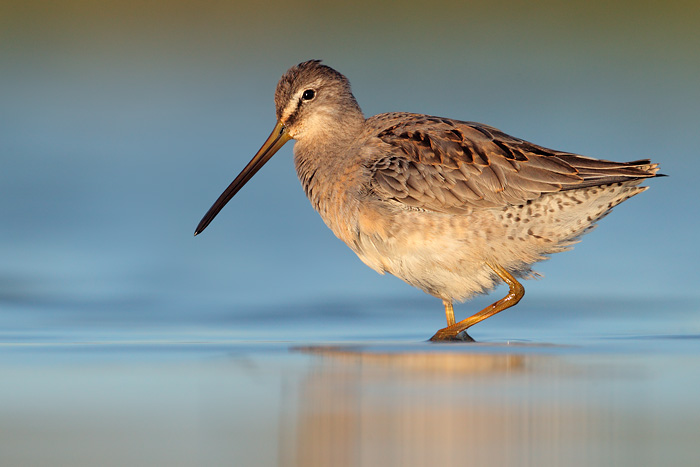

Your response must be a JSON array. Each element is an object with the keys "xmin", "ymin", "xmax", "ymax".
[{"xmin": 2, "ymin": 298, "xmax": 700, "ymax": 467}]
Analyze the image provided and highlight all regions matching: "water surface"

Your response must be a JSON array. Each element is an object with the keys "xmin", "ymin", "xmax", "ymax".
[{"xmin": 2, "ymin": 298, "xmax": 700, "ymax": 466}]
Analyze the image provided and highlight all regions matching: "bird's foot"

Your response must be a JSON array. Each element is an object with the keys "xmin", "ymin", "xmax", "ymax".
[{"xmin": 428, "ymin": 329, "xmax": 475, "ymax": 343}]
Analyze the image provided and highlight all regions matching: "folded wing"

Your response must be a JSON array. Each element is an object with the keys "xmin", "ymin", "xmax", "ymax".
[{"xmin": 368, "ymin": 114, "xmax": 659, "ymax": 213}]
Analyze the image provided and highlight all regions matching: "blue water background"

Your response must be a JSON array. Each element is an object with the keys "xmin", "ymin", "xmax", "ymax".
[{"xmin": 1, "ymin": 1, "xmax": 699, "ymax": 465}]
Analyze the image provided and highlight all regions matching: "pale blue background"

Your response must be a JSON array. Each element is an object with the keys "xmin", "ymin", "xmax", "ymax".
[
  {"xmin": 2, "ymin": 2, "xmax": 699, "ymax": 464},
  {"xmin": 2, "ymin": 1, "xmax": 696, "ymax": 338}
]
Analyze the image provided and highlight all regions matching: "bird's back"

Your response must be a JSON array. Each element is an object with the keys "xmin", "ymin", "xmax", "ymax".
[{"xmin": 325, "ymin": 113, "xmax": 662, "ymax": 300}]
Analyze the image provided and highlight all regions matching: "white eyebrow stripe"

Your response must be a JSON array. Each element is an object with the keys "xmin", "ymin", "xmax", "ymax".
[
  {"xmin": 281, "ymin": 79, "xmax": 324, "ymax": 121},
  {"xmin": 281, "ymin": 102, "xmax": 297, "ymax": 121}
]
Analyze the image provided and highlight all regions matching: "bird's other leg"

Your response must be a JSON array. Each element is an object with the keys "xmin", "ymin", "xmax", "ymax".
[
  {"xmin": 429, "ymin": 263, "xmax": 524, "ymax": 342},
  {"xmin": 443, "ymin": 299, "xmax": 455, "ymax": 326}
]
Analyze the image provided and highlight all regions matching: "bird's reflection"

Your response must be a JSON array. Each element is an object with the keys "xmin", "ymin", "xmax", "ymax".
[
  {"xmin": 279, "ymin": 345, "xmax": 630, "ymax": 467},
  {"xmin": 295, "ymin": 343, "xmax": 524, "ymax": 375}
]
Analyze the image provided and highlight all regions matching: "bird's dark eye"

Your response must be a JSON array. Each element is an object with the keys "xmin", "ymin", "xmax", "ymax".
[{"xmin": 302, "ymin": 89, "xmax": 315, "ymax": 101}]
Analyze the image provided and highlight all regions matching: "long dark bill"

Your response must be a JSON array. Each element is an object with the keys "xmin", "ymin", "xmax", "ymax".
[{"xmin": 194, "ymin": 120, "xmax": 291, "ymax": 236}]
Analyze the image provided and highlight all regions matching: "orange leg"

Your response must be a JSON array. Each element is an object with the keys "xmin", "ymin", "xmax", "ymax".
[
  {"xmin": 430, "ymin": 263, "xmax": 524, "ymax": 342},
  {"xmin": 443, "ymin": 299, "xmax": 456, "ymax": 326}
]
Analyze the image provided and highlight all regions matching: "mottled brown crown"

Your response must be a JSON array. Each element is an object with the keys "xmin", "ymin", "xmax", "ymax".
[{"xmin": 274, "ymin": 60, "xmax": 361, "ymax": 121}]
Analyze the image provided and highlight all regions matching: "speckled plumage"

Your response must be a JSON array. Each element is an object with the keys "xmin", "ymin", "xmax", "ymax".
[{"xmin": 195, "ymin": 60, "xmax": 661, "ymax": 340}]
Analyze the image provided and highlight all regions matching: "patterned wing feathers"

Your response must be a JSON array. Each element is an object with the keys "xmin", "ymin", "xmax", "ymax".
[{"xmin": 369, "ymin": 114, "xmax": 659, "ymax": 212}]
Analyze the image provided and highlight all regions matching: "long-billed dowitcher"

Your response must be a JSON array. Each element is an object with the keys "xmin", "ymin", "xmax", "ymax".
[{"xmin": 195, "ymin": 60, "xmax": 661, "ymax": 341}]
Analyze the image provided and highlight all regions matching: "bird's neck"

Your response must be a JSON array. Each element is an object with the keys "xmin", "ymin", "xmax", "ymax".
[{"xmin": 292, "ymin": 113, "xmax": 366, "ymax": 237}]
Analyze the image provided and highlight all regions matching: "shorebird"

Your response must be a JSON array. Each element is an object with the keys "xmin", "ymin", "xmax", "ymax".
[{"xmin": 195, "ymin": 60, "xmax": 660, "ymax": 341}]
